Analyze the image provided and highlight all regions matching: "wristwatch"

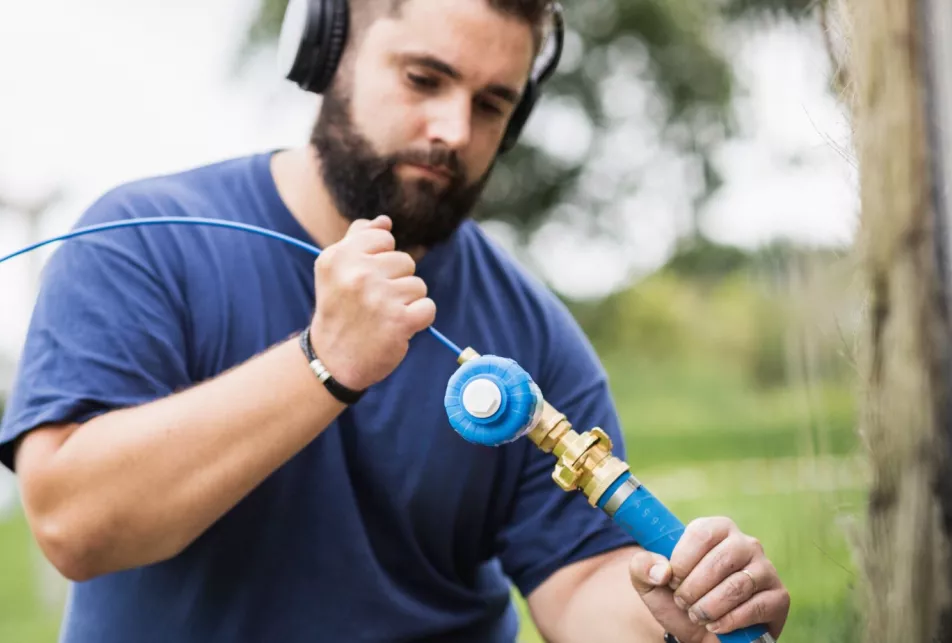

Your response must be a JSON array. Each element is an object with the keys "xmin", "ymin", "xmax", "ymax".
[{"xmin": 298, "ymin": 327, "xmax": 366, "ymax": 405}]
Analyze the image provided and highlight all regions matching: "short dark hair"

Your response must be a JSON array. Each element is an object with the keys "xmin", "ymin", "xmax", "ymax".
[
  {"xmin": 480, "ymin": 0, "xmax": 552, "ymax": 54},
  {"xmin": 360, "ymin": 0, "xmax": 553, "ymax": 55}
]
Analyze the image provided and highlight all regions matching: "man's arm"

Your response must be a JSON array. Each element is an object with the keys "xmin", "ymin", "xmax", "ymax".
[
  {"xmin": 527, "ymin": 547, "xmax": 667, "ymax": 643},
  {"xmin": 15, "ymin": 337, "xmax": 345, "ymax": 583},
  {"xmin": 11, "ymin": 214, "xmax": 435, "ymax": 583},
  {"xmin": 528, "ymin": 517, "xmax": 791, "ymax": 643}
]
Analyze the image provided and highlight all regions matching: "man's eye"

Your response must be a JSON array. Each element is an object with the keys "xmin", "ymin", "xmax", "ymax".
[
  {"xmin": 476, "ymin": 100, "xmax": 504, "ymax": 116},
  {"xmin": 407, "ymin": 73, "xmax": 439, "ymax": 90}
]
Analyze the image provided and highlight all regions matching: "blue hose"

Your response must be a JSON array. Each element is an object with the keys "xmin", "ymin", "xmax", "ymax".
[
  {"xmin": 596, "ymin": 473, "xmax": 772, "ymax": 643},
  {"xmin": 0, "ymin": 216, "xmax": 463, "ymax": 356}
]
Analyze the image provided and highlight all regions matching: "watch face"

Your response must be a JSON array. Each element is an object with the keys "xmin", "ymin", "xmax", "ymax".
[{"xmin": 277, "ymin": 0, "xmax": 309, "ymax": 80}]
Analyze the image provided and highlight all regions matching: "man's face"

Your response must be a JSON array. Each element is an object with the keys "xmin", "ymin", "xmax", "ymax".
[{"xmin": 312, "ymin": 0, "xmax": 536, "ymax": 251}]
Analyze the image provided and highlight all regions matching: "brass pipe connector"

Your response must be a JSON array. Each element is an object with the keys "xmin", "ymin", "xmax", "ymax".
[{"xmin": 455, "ymin": 348, "xmax": 631, "ymax": 507}]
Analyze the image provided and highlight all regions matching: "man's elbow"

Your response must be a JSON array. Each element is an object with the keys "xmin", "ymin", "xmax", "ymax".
[
  {"xmin": 14, "ymin": 423, "xmax": 154, "ymax": 581},
  {"xmin": 14, "ymin": 424, "xmax": 187, "ymax": 581},
  {"xmin": 31, "ymin": 512, "xmax": 105, "ymax": 582},
  {"xmin": 28, "ymin": 504, "xmax": 181, "ymax": 582}
]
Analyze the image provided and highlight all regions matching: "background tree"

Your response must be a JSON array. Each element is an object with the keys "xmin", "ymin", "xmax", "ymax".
[{"xmin": 845, "ymin": 0, "xmax": 952, "ymax": 638}]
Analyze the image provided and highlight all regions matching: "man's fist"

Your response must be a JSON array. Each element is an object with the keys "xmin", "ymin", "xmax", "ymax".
[
  {"xmin": 308, "ymin": 215, "xmax": 437, "ymax": 391},
  {"xmin": 628, "ymin": 517, "xmax": 790, "ymax": 643}
]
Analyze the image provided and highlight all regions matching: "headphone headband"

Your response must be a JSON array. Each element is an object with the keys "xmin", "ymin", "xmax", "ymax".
[
  {"xmin": 279, "ymin": 0, "xmax": 564, "ymax": 154},
  {"xmin": 533, "ymin": 3, "xmax": 564, "ymax": 87}
]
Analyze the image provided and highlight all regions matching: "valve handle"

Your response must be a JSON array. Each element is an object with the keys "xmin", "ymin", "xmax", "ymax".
[{"xmin": 444, "ymin": 355, "xmax": 543, "ymax": 446}]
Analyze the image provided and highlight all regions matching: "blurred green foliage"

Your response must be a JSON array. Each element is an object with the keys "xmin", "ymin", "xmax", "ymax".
[
  {"xmin": 567, "ymin": 238, "xmax": 856, "ymax": 390},
  {"xmin": 721, "ymin": 0, "xmax": 825, "ymax": 20}
]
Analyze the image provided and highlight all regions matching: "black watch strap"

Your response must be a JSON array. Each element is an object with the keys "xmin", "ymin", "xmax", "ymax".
[{"xmin": 298, "ymin": 327, "xmax": 366, "ymax": 405}]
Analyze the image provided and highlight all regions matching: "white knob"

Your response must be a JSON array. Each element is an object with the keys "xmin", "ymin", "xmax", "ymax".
[{"xmin": 462, "ymin": 378, "xmax": 503, "ymax": 418}]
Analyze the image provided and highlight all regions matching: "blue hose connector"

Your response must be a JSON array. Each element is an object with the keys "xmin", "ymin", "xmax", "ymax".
[{"xmin": 444, "ymin": 355, "xmax": 543, "ymax": 446}]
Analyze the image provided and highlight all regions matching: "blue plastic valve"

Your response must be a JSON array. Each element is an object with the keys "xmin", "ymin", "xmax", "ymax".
[{"xmin": 444, "ymin": 355, "xmax": 543, "ymax": 446}]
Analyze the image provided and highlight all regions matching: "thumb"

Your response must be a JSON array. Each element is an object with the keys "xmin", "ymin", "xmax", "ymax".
[
  {"xmin": 629, "ymin": 550, "xmax": 673, "ymax": 595},
  {"xmin": 629, "ymin": 550, "xmax": 703, "ymax": 642},
  {"xmin": 346, "ymin": 214, "xmax": 392, "ymax": 236}
]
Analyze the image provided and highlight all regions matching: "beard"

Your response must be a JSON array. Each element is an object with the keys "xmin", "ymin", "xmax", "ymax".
[{"xmin": 310, "ymin": 87, "xmax": 492, "ymax": 252}]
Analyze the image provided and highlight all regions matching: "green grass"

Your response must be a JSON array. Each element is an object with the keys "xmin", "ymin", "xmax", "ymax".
[
  {"xmin": 603, "ymin": 356, "xmax": 858, "ymax": 468},
  {"xmin": 0, "ymin": 509, "xmax": 61, "ymax": 643}
]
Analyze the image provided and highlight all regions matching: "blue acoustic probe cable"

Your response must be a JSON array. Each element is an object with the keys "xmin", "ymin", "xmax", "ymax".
[{"xmin": 0, "ymin": 216, "xmax": 464, "ymax": 356}]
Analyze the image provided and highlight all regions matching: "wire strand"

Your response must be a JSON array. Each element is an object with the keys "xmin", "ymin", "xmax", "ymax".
[{"xmin": 0, "ymin": 216, "xmax": 464, "ymax": 357}]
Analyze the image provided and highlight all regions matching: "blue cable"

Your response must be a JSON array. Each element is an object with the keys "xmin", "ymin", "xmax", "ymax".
[{"xmin": 0, "ymin": 216, "xmax": 464, "ymax": 357}]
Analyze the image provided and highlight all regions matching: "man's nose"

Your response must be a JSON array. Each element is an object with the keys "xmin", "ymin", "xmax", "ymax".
[{"xmin": 427, "ymin": 97, "xmax": 472, "ymax": 151}]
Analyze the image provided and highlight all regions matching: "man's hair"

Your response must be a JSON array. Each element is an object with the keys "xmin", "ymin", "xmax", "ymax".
[
  {"xmin": 474, "ymin": 0, "xmax": 552, "ymax": 54},
  {"xmin": 352, "ymin": 0, "xmax": 552, "ymax": 57}
]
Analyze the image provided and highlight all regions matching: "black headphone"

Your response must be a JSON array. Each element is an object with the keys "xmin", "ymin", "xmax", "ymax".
[{"xmin": 277, "ymin": 0, "xmax": 565, "ymax": 154}]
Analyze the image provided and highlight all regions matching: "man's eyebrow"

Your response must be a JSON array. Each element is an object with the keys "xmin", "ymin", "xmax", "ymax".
[{"xmin": 397, "ymin": 53, "xmax": 522, "ymax": 104}]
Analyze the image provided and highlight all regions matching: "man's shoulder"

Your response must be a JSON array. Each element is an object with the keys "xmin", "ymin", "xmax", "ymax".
[
  {"xmin": 79, "ymin": 153, "xmax": 264, "ymax": 225},
  {"xmin": 455, "ymin": 221, "xmax": 581, "ymax": 333},
  {"xmin": 455, "ymin": 221, "xmax": 559, "ymax": 305},
  {"xmin": 450, "ymin": 221, "xmax": 603, "ymax": 380}
]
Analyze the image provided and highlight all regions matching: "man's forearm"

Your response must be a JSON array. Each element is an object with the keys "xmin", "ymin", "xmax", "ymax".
[
  {"xmin": 541, "ymin": 550, "xmax": 667, "ymax": 643},
  {"xmin": 17, "ymin": 335, "xmax": 345, "ymax": 580}
]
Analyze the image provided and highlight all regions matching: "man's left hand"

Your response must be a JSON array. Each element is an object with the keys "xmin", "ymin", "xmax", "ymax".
[{"xmin": 628, "ymin": 516, "xmax": 790, "ymax": 642}]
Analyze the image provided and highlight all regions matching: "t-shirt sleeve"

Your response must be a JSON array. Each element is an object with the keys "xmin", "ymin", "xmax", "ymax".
[
  {"xmin": 494, "ymin": 292, "xmax": 634, "ymax": 598},
  {"xmin": 0, "ymin": 188, "xmax": 192, "ymax": 472}
]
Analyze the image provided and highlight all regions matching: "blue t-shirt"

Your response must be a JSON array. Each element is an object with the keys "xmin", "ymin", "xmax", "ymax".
[{"xmin": 0, "ymin": 151, "xmax": 632, "ymax": 642}]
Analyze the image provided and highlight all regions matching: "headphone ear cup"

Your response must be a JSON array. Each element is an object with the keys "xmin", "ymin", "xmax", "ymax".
[
  {"xmin": 279, "ymin": 0, "xmax": 349, "ymax": 95},
  {"xmin": 308, "ymin": 0, "xmax": 349, "ymax": 93},
  {"xmin": 499, "ymin": 81, "xmax": 538, "ymax": 154},
  {"xmin": 278, "ymin": 0, "xmax": 317, "ymax": 88}
]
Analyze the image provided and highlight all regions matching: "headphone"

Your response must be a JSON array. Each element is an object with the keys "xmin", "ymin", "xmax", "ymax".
[{"xmin": 277, "ymin": 0, "xmax": 565, "ymax": 154}]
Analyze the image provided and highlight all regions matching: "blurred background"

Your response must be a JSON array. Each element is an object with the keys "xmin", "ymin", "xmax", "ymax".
[{"xmin": 0, "ymin": 0, "xmax": 862, "ymax": 641}]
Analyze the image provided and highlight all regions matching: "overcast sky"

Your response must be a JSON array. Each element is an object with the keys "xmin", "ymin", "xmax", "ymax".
[{"xmin": 0, "ymin": 0, "xmax": 857, "ymax": 364}]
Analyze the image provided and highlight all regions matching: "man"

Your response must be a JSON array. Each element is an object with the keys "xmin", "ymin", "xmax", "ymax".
[{"xmin": 0, "ymin": 0, "xmax": 790, "ymax": 641}]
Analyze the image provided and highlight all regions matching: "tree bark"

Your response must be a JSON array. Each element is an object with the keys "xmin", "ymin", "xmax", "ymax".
[{"xmin": 848, "ymin": 0, "xmax": 952, "ymax": 640}]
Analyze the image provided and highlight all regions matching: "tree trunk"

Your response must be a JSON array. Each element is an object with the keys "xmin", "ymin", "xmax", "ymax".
[{"xmin": 848, "ymin": 0, "xmax": 952, "ymax": 639}]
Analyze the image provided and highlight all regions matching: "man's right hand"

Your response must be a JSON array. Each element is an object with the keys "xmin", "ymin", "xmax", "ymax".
[{"xmin": 309, "ymin": 215, "xmax": 437, "ymax": 392}]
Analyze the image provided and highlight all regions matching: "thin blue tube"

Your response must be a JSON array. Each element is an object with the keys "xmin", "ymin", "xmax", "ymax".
[{"xmin": 0, "ymin": 216, "xmax": 461, "ymax": 357}]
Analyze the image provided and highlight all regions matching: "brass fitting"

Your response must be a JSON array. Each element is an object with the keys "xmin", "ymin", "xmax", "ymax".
[
  {"xmin": 524, "ymin": 400, "xmax": 630, "ymax": 506},
  {"xmin": 458, "ymin": 347, "xmax": 481, "ymax": 364},
  {"xmin": 550, "ymin": 425, "xmax": 631, "ymax": 506},
  {"xmin": 454, "ymin": 347, "xmax": 630, "ymax": 506},
  {"xmin": 526, "ymin": 402, "xmax": 572, "ymax": 453}
]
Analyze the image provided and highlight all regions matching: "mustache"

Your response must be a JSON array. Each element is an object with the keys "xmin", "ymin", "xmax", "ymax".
[{"xmin": 391, "ymin": 147, "xmax": 464, "ymax": 179}]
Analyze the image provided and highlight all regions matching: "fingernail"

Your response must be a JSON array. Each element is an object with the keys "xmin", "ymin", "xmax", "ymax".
[
  {"xmin": 688, "ymin": 611, "xmax": 698, "ymax": 625},
  {"xmin": 669, "ymin": 577, "xmax": 681, "ymax": 590},
  {"xmin": 706, "ymin": 623, "xmax": 721, "ymax": 634},
  {"xmin": 674, "ymin": 596, "xmax": 688, "ymax": 611},
  {"xmin": 649, "ymin": 563, "xmax": 667, "ymax": 584}
]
